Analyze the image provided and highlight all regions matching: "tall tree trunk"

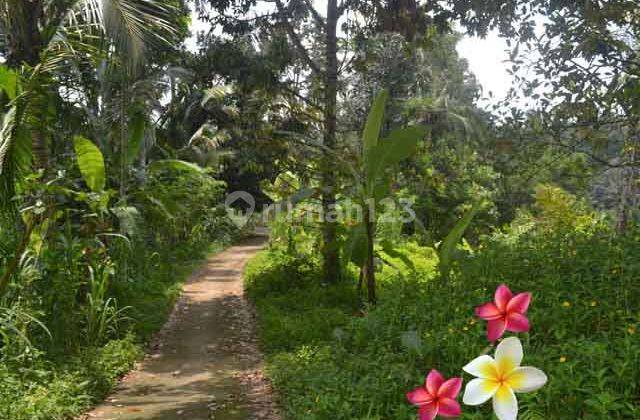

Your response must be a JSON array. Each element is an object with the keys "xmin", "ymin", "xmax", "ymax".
[
  {"xmin": 321, "ymin": 0, "xmax": 340, "ymax": 283},
  {"xmin": 31, "ymin": 127, "xmax": 49, "ymax": 171},
  {"xmin": 5, "ymin": 1, "xmax": 43, "ymax": 68},
  {"xmin": 616, "ymin": 136, "xmax": 638, "ymax": 233}
]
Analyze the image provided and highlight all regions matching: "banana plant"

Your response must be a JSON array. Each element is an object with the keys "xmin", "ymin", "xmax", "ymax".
[
  {"xmin": 344, "ymin": 90, "xmax": 428, "ymax": 304},
  {"xmin": 437, "ymin": 199, "xmax": 485, "ymax": 280}
]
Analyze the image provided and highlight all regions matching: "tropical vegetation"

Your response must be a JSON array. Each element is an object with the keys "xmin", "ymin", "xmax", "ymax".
[{"xmin": 0, "ymin": 0, "xmax": 639, "ymax": 419}]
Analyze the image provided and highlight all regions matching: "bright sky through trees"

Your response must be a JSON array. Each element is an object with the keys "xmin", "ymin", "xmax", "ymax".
[
  {"xmin": 457, "ymin": 32, "xmax": 512, "ymax": 105},
  {"xmin": 186, "ymin": 10, "xmax": 512, "ymax": 106}
]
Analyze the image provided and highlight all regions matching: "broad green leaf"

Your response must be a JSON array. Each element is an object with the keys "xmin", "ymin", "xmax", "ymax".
[
  {"xmin": 362, "ymin": 89, "xmax": 389, "ymax": 157},
  {"xmin": 148, "ymin": 159, "xmax": 204, "ymax": 174},
  {"xmin": 127, "ymin": 114, "xmax": 146, "ymax": 164},
  {"xmin": 438, "ymin": 200, "xmax": 485, "ymax": 279},
  {"xmin": 344, "ymin": 223, "xmax": 367, "ymax": 266},
  {"xmin": 372, "ymin": 176, "xmax": 391, "ymax": 203},
  {"xmin": 366, "ymin": 126, "xmax": 427, "ymax": 191},
  {"xmin": 73, "ymin": 136, "xmax": 106, "ymax": 192},
  {"xmin": 0, "ymin": 66, "xmax": 18, "ymax": 100},
  {"xmin": 0, "ymin": 107, "xmax": 17, "ymax": 175}
]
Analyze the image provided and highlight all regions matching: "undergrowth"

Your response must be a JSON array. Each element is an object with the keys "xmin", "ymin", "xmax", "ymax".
[
  {"xmin": 246, "ymin": 225, "xmax": 640, "ymax": 419},
  {"xmin": 0, "ymin": 167, "xmax": 239, "ymax": 420}
]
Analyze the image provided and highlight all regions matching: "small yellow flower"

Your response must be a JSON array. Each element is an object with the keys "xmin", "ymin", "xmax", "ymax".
[
  {"xmin": 562, "ymin": 301, "xmax": 571, "ymax": 308},
  {"xmin": 590, "ymin": 301, "xmax": 598, "ymax": 307},
  {"xmin": 559, "ymin": 356, "xmax": 567, "ymax": 363},
  {"xmin": 448, "ymin": 327, "xmax": 454, "ymax": 334},
  {"xmin": 628, "ymin": 326, "xmax": 636, "ymax": 335},
  {"xmin": 470, "ymin": 319, "xmax": 476, "ymax": 325},
  {"xmin": 463, "ymin": 326, "xmax": 469, "ymax": 331}
]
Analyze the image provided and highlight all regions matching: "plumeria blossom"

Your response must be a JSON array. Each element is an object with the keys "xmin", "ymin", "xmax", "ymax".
[
  {"xmin": 406, "ymin": 369, "xmax": 463, "ymax": 419},
  {"xmin": 476, "ymin": 284, "xmax": 532, "ymax": 341},
  {"xmin": 462, "ymin": 337, "xmax": 547, "ymax": 420}
]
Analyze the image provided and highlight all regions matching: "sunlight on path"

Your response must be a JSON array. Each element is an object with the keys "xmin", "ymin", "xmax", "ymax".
[{"xmin": 83, "ymin": 236, "xmax": 279, "ymax": 420}]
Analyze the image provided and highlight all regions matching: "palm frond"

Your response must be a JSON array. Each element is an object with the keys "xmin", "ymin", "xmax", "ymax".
[{"xmin": 101, "ymin": 0, "xmax": 179, "ymax": 73}]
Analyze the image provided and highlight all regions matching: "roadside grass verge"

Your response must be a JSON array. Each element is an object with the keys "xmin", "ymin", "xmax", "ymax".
[{"xmin": 246, "ymin": 230, "xmax": 640, "ymax": 419}]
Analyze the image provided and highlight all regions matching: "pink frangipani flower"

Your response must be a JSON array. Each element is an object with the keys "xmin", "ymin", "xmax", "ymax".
[
  {"xmin": 475, "ymin": 284, "xmax": 532, "ymax": 341},
  {"xmin": 406, "ymin": 369, "xmax": 463, "ymax": 419}
]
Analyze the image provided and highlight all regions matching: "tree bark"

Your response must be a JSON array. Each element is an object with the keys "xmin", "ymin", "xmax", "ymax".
[
  {"xmin": 5, "ymin": 1, "xmax": 43, "ymax": 68},
  {"xmin": 321, "ymin": 0, "xmax": 340, "ymax": 283},
  {"xmin": 616, "ymin": 136, "xmax": 638, "ymax": 233}
]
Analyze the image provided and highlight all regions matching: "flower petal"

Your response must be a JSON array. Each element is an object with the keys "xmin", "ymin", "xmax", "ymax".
[
  {"xmin": 508, "ymin": 367, "xmax": 548, "ymax": 393},
  {"xmin": 426, "ymin": 369, "xmax": 445, "ymax": 396},
  {"xmin": 505, "ymin": 312, "xmax": 530, "ymax": 333},
  {"xmin": 506, "ymin": 292, "xmax": 532, "ymax": 314},
  {"xmin": 487, "ymin": 318, "xmax": 507, "ymax": 342},
  {"xmin": 407, "ymin": 387, "xmax": 433, "ymax": 406},
  {"xmin": 438, "ymin": 397, "xmax": 462, "ymax": 417},
  {"xmin": 418, "ymin": 401, "xmax": 439, "ymax": 420},
  {"xmin": 438, "ymin": 377, "xmax": 463, "ymax": 399},
  {"xmin": 462, "ymin": 378, "xmax": 499, "ymax": 406},
  {"xmin": 492, "ymin": 384, "xmax": 518, "ymax": 420},
  {"xmin": 495, "ymin": 337, "xmax": 523, "ymax": 375},
  {"xmin": 463, "ymin": 355, "xmax": 498, "ymax": 379},
  {"xmin": 476, "ymin": 302, "xmax": 503, "ymax": 320},
  {"xmin": 494, "ymin": 284, "xmax": 513, "ymax": 311}
]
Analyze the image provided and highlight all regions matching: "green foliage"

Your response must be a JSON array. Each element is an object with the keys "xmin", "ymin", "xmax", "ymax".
[
  {"xmin": 0, "ymin": 66, "xmax": 18, "ymax": 100},
  {"xmin": 532, "ymin": 184, "xmax": 598, "ymax": 232},
  {"xmin": 148, "ymin": 159, "xmax": 205, "ymax": 175},
  {"xmin": 245, "ymin": 248, "xmax": 357, "ymax": 353},
  {"xmin": 0, "ymin": 162, "xmax": 238, "ymax": 418},
  {"xmin": 344, "ymin": 90, "xmax": 428, "ymax": 301},
  {"xmin": 0, "ymin": 335, "xmax": 141, "ymax": 420},
  {"xmin": 73, "ymin": 136, "xmax": 106, "ymax": 192},
  {"xmin": 362, "ymin": 89, "xmax": 389, "ymax": 156},
  {"xmin": 366, "ymin": 126, "xmax": 426, "ymax": 192},
  {"xmin": 248, "ymin": 221, "xmax": 639, "ymax": 419},
  {"xmin": 126, "ymin": 113, "xmax": 146, "ymax": 165},
  {"xmin": 437, "ymin": 199, "xmax": 484, "ymax": 278}
]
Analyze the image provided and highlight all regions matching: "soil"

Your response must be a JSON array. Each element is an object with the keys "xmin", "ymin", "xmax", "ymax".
[{"xmin": 83, "ymin": 236, "xmax": 281, "ymax": 420}]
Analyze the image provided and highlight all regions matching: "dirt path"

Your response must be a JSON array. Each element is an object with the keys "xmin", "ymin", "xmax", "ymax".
[{"xmin": 84, "ymin": 236, "xmax": 280, "ymax": 420}]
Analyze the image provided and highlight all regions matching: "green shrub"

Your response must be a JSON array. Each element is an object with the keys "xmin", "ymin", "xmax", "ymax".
[
  {"xmin": 0, "ymin": 335, "xmax": 140, "ymax": 420},
  {"xmin": 0, "ymin": 165, "xmax": 238, "ymax": 419},
  {"xmin": 248, "ymin": 227, "xmax": 640, "ymax": 419}
]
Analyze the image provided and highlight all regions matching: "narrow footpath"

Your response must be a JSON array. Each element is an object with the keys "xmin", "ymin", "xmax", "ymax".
[{"xmin": 84, "ymin": 236, "xmax": 280, "ymax": 420}]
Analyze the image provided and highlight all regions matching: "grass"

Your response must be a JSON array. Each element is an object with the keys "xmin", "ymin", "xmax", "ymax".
[
  {"xmin": 0, "ymin": 240, "xmax": 230, "ymax": 420},
  {"xmin": 246, "ymin": 227, "xmax": 640, "ymax": 419}
]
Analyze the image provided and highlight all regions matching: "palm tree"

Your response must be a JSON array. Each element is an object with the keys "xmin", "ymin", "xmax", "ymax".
[{"xmin": 0, "ymin": 0, "xmax": 180, "ymax": 181}]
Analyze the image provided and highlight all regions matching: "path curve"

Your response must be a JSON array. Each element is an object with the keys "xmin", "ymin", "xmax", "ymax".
[{"xmin": 84, "ymin": 236, "xmax": 280, "ymax": 420}]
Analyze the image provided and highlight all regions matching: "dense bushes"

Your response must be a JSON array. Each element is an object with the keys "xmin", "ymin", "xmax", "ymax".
[
  {"xmin": 247, "ymin": 220, "xmax": 639, "ymax": 419},
  {"xmin": 0, "ymin": 167, "xmax": 238, "ymax": 419}
]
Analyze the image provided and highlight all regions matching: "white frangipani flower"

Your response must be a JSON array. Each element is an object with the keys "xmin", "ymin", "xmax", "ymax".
[{"xmin": 462, "ymin": 337, "xmax": 547, "ymax": 420}]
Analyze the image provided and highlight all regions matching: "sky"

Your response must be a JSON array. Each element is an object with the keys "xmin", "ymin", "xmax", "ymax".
[
  {"xmin": 456, "ymin": 33, "xmax": 512, "ymax": 105},
  {"xmin": 187, "ymin": 10, "xmax": 513, "ymax": 107}
]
